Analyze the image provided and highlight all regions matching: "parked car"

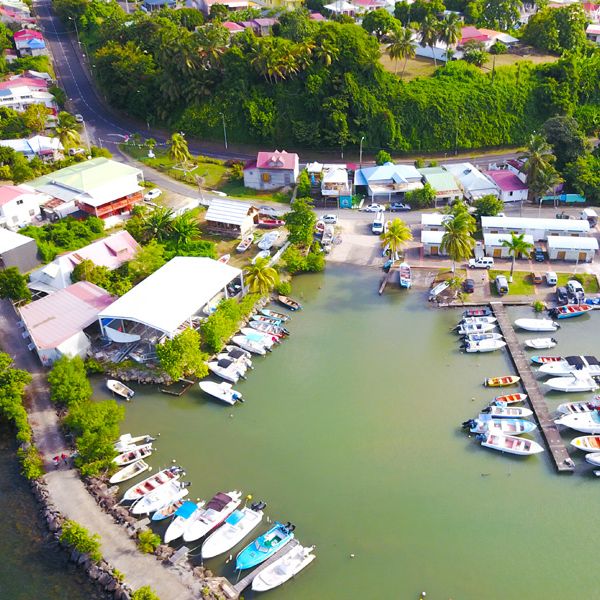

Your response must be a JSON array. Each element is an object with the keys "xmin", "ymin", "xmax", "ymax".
[
  {"xmin": 468, "ymin": 257, "xmax": 494, "ymax": 269},
  {"xmin": 259, "ymin": 205, "xmax": 279, "ymax": 217},
  {"xmin": 463, "ymin": 278, "xmax": 475, "ymax": 293},
  {"xmin": 74, "ymin": 113, "xmax": 84, "ymax": 123},
  {"xmin": 68, "ymin": 147, "xmax": 85, "ymax": 156},
  {"xmin": 556, "ymin": 286, "xmax": 568, "ymax": 305},
  {"xmin": 322, "ymin": 214, "xmax": 338, "ymax": 224},
  {"xmin": 567, "ymin": 279, "xmax": 584, "ymax": 299},
  {"xmin": 534, "ymin": 247, "xmax": 545, "ymax": 262},
  {"xmin": 144, "ymin": 188, "xmax": 162, "ymax": 201},
  {"xmin": 531, "ymin": 272, "xmax": 543, "ymax": 285},
  {"xmin": 495, "ymin": 275, "xmax": 509, "ymax": 295},
  {"xmin": 362, "ymin": 203, "xmax": 385, "ymax": 213},
  {"xmin": 390, "ymin": 202, "xmax": 411, "ymax": 212},
  {"xmin": 546, "ymin": 271, "xmax": 558, "ymax": 286},
  {"xmin": 555, "ymin": 212, "xmax": 570, "ymax": 219}
]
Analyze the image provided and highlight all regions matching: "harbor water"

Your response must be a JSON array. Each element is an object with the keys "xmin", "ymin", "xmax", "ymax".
[{"xmin": 108, "ymin": 264, "xmax": 598, "ymax": 599}]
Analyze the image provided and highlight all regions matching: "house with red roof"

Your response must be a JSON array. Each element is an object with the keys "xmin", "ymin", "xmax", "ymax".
[
  {"xmin": 196, "ymin": 0, "xmax": 256, "ymax": 14},
  {"xmin": 244, "ymin": 150, "xmax": 300, "ymax": 190},
  {"xmin": 0, "ymin": 183, "xmax": 50, "ymax": 229},
  {"xmin": 459, "ymin": 26, "xmax": 490, "ymax": 46},
  {"xmin": 222, "ymin": 21, "xmax": 246, "ymax": 34},
  {"xmin": 483, "ymin": 169, "xmax": 528, "ymax": 203},
  {"xmin": 13, "ymin": 28, "xmax": 45, "ymax": 57},
  {"xmin": 587, "ymin": 23, "xmax": 600, "ymax": 44}
]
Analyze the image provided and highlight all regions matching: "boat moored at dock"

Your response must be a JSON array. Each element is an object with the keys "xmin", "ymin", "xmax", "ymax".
[
  {"xmin": 236, "ymin": 522, "xmax": 296, "ymax": 570},
  {"xmin": 476, "ymin": 433, "xmax": 544, "ymax": 455},
  {"xmin": 484, "ymin": 375, "xmax": 520, "ymax": 387},
  {"xmin": 251, "ymin": 544, "xmax": 316, "ymax": 592}
]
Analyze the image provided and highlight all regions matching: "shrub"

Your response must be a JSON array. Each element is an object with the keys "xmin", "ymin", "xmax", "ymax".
[
  {"xmin": 533, "ymin": 300, "xmax": 545, "ymax": 313},
  {"xmin": 156, "ymin": 328, "xmax": 208, "ymax": 380},
  {"xmin": 84, "ymin": 357, "xmax": 105, "ymax": 374},
  {"xmin": 17, "ymin": 445, "xmax": 44, "ymax": 480},
  {"xmin": 137, "ymin": 529, "xmax": 161, "ymax": 554},
  {"xmin": 132, "ymin": 587, "xmax": 160, "ymax": 600},
  {"xmin": 296, "ymin": 169, "xmax": 311, "ymax": 197},
  {"xmin": 48, "ymin": 356, "xmax": 92, "ymax": 408},
  {"xmin": 276, "ymin": 281, "xmax": 292, "ymax": 296},
  {"xmin": 375, "ymin": 150, "xmax": 392, "ymax": 165},
  {"xmin": 60, "ymin": 520, "xmax": 102, "ymax": 562}
]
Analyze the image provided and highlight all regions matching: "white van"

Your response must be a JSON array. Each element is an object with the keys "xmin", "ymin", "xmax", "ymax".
[
  {"xmin": 495, "ymin": 275, "xmax": 509, "ymax": 295},
  {"xmin": 372, "ymin": 212, "xmax": 385, "ymax": 235},
  {"xmin": 468, "ymin": 257, "xmax": 494, "ymax": 269},
  {"xmin": 545, "ymin": 271, "xmax": 558, "ymax": 286}
]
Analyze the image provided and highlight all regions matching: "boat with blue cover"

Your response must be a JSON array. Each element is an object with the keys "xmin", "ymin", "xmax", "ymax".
[
  {"xmin": 236, "ymin": 522, "xmax": 295, "ymax": 570},
  {"xmin": 152, "ymin": 499, "xmax": 200, "ymax": 522}
]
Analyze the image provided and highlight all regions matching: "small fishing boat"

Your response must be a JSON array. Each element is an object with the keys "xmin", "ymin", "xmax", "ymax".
[
  {"xmin": 277, "ymin": 295, "xmax": 302, "ymax": 311},
  {"xmin": 555, "ymin": 411, "xmax": 600, "ymax": 434},
  {"xmin": 464, "ymin": 415, "xmax": 536, "ymax": 435},
  {"xmin": 539, "ymin": 356, "xmax": 600, "ymax": 377},
  {"xmin": 109, "ymin": 459, "xmax": 149, "ymax": 485},
  {"xmin": 113, "ymin": 443, "xmax": 153, "ymax": 467},
  {"xmin": 217, "ymin": 346, "xmax": 253, "ymax": 369},
  {"xmin": 484, "ymin": 375, "xmax": 520, "ymax": 387},
  {"xmin": 556, "ymin": 399, "xmax": 600, "ymax": 415},
  {"xmin": 249, "ymin": 321, "xmax": 289, "ymax": 338},
  {"xmin": 463, "ymin": 307, "xmax": 492, "ymax": 318},
  {"xmin": 464, "ymin": 332, "xmax": 504, "ymax": 342},
  {"xmin": 457, "ymin": 323, "xmax": 497, "ymax": 336},
  {"xmin": 476, "ymin": 433, "xmax": 544, "ymax": 455},
  {"xmin": 107, "ymin": 379, "xmax": 135, "ymax": 400},
  {"xmin": 549, "ymin": 304, "xmax": 593, "ymax": 319},
  {"xmin": 217, "ymin": 254, "xmax": 231, "ymax": 264},
  {"xmin": 183, "ymin": 491, "xmax": 243, "ymax": 543},
  {"xmin": 525, "ymin": 338, "xmax": 558, "ymax": 350},
  {"xmin": 240, "ymin": 327, "xmax": 279, "ymax": 347},
  {"xmin": 494, "ymin": 393, "xmax": 527, "ymax": 405},
  {"xmin": 484, "ymin": 405, "xmax": 533, "ymax": 418},
  {"xmin": 236, "ymin": 522, "xmax": 296, "ymax": 571},
  {"xmin": 585, "ymin": 452, "xmax": 600, "ymax": 466},
  {"xmin": 202, "ymin": 501, "xmax": 266, "ymax": 559},
  {"xmin": 462, "ymin": 339, "xmax": 506, "ymax": 353},
  {"xmin": 113, "ymin": 433, "xmax": 154, "ymax": 452},
  {"xmin": 252, "ymin": 544, "xmax": 316, "ymax": 592},
  {"xmin": 207, "ymin": 358, "xmax": 247, "ymax": 383},
  {"xmin": 131, "ymin": 480, "xmax": 189, "ymax": 515},
  {"xmin": 571, "ymin": 436, "xmax": 600, "ymax": 452},
  {"xmin": 258, "ymin": 217, "xmax": 285, "ymax": 229},
  {"xmin": 530, "ymin": 355, "xmax": 562, "ymax": 364},
  {"xmin": 199, "ymin": 381, "xmax": 243, "ymax": 405},
  {"xmin": 258, "ymin": 232, "xmax": 279, "ymax": 251},
  {"xmin": 123, "ymin": 466, "xmax": 183, "ymax": 502},
  {"xmin": 460, "ymin": 316, "xmax": 497, "ymax": 325},
  {"xmin": 152, "ymin": 499, "xmax": 202, "ymax": 522},
  {"xmin": 544, "ymin": 374, "xmax": 599, "ymax": 393},
  {"xmin": 515, "ymin": 318, "xmax": 559, "ymax": 332},
  {"xmin": 236, "ymin": 236, "xmax": 253, "ymax": 253},
  {"xmin": 584, "ymin": 297, "xmax": 600, "ymax": 307},
  {"xmin": 252, "ymin": 314, "xmax": 282, "ymax": 326},
  {"xmin": 232, "ymin": 335, "xmax": 268, "ymax": 356},
  {"xmin": 252, "ymin": 250, "xmax": 271, "ymax": 265},
  {"xmin": 399, "ymin": 262, "xmax": 412, "ymax": 289},
  {"xmin": 260, "ymin": 308, "xmax": 290, "ymax": 322},
  {"xmin": 164, "ymin": 500, "xmax": 206, "ymax": 543}
]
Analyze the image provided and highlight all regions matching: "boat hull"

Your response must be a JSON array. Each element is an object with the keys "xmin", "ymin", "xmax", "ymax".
[
  {"xmin": 525, "ymin": 338, "xmax": 557, "ymax": 350},
  {"xmin": 555, "ymin": 413, "xmax": 600, "ymax": 434},
  {"xmin": 571, "ymin": 436, "xmax": 600, "ymax": 452},
  {"xmin": 109, "ymin": 460, "xmax": 149, "ymax": 484},
  {"xmin": 202, "ymin": 508, "xmax": 263, "ymax": 559},
  {"xmin": 252, "ymin": 546, "xmax": 316, "ymax": 592},
  {"xmin": 485, "ymin": 376, "xmax": 520, "ymax": 387},
  {"xmin": 515, "ymin": 319, "xmax": 558, "ymax": 332},
  {"xmin": 479, "ymin": 433, "xmax": 544, "ymax": 455}
]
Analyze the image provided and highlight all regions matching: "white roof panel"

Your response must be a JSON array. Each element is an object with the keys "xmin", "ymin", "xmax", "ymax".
[
  {"xmin": 0, "ymin": 228, "xmax": 34, "ymax": 253},
  {"xmin": 205, "ymin": 198, "xmax": 256, "ymax": 227},
  {"xmin": 421, "ymin": 213, "xmax": 450, "ymax": 226},
  {"xmin": 484, "ymin": 233, "xmax": 534, "ymax": 246},
  {"xmin": 421, "ymin": 230, "xmax": 444, "ymax": 243},
  {"xmin": 547, "ymin": 236, "xmax": 599, "ymax": 250},
  {"xmin": 482, "ymin": 216, "xmax": 590, "ymax": 233}
]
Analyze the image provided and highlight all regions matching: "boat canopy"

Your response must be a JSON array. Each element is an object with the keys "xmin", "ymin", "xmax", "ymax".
[
  {"xmin": 585, "ymin": 356, "xmax": 600, "ymax": 367},
  {"xmin": 206, "ymin": 492, "xmax": 232, "ymax": 511},
  {"xmin": 228, "ymin": 348, "xmax": 245, "ymax": 359},
  {"xmin": 226, "ymin": 510, "xmax": 245, "ymax": 526},
  {"xmin": 217, "ymin": 358, "xmax": 234, "ymax": 368},
  {"xmin": 174, "ymin": 501, "xmax": 197, "ymax": 519},
  {"xmin": 566, "ymin": 356, "xmax": 586, "ymax": 369}
]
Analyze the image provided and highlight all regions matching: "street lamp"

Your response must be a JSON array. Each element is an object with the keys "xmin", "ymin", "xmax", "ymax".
[
  {"xmin": 219, "ymin": 112, "xmax": 228, "ymax": 150},
  {"xmin": 68, "ymin": 16, "xmax": 80, "ymax": 46},
  {"xmin": 359, "ymin": 136, "xmax": 365, "ymax": 170}
]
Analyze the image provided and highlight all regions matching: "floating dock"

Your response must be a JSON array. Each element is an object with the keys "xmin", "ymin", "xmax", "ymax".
[{"xmin": 490, "ymin": 302, "xmax": 574, "ymax": 473}]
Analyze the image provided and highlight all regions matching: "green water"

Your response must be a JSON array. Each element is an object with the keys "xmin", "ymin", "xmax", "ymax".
[{"xmin": 116, "ymin": 264, "xmax": 600, "ymax": 599}]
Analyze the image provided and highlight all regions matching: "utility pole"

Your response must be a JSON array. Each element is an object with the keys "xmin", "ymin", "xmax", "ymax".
[
  {"xmin": 68, "ymin": 16, "xmax": 80, "ymax": 46},
  {"xmin": 220, "ymin": 113, "xmax": 228, "ymax": 150},
  {"xmin": 359, "ymin": 136, "xmax": 365, "ymax": 170}
]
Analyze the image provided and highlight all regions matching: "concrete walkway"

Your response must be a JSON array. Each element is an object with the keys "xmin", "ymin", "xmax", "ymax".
[{"xmin": 0, "ymin": 299, "xmax": 195, "ymax": 600}]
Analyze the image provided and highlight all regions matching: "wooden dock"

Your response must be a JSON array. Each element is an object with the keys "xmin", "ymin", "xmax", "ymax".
[
  {"xmin": 378, "ymin": 267, "xmax": 397, "ymax": 295},
  {"xmin": 490, "ymin": 302, "xmax": 574, "ymax": 473}
]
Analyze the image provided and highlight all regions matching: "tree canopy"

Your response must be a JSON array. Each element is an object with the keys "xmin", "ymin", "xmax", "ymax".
[
  {"xmin": 155, "ymin": 328, "xmax": 208, "ymax": 381},
  {"xmin": 0, "ymin": 267, "xmax": 31, "ymax": 303},
  {"xmin": 284, "ymin": 198, "xmax": 317, "ymax": 247}
]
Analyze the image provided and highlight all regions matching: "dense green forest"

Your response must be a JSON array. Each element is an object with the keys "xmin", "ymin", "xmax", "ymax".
[{"xmin": 54, "ymin": 0, "xmax": 600, "ymax": 152}]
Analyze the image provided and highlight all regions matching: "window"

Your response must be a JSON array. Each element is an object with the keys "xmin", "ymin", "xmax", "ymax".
[
  {"xmin": 509, "ymin": 191, "xmax": 513, "ymax": 197},
  {"xmin": 261, "ymin": 173, "xmax": 271, "ymax": 183}
]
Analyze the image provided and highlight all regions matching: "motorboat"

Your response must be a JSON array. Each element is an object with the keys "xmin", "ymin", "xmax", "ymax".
[
  {"xmin": 544, "ymin": 374, "xmax": 599, "ymax": 393},
  {"xmin": 252, "ymin": 544, "xmax": 316, "ymax": 592},
  {"xmin": 484, "ymin": 405, "xmax": 533, "ymax": 418},
  {"xmin": 251, "ymin": 250, "xmax": 271, "ymax": 265},
  {"xmin": 258, "ymin": 232, "xmax": 279, "ymax": 251},
  {"xmin": 463, "ymin": 414, "xmax": 536, "ymax": 435},
  {"xmin": 131, "ymin": 480, "xmax": 189, "ymax": 516},
  {"xmin": 123, "ymin": 466, "xmax": 183, "ymax": 502},
  {"xmin": 252, "ymin": 314, "xmax": 283, "ymax": 326},
  {"xmin": 494, "ymin": 393, "xmax": 527, "ymax": 405},
  {"xmin": 109, "ymin": 460, "xmax": 150, "ymax": 485},
  {"xmin": 202, "ymin": 501, "xmax": 266, "ymax": 559},
  {"xmin": 207, "ymin": 359, "xmax": 247, "ymax": 383},
  {"xmin": 236, "ymin": 522, "xmax": 296, "ymax": 570},
  {"xmin": 152, "ymin": 499, "xmax": 202, "ymax": 522},
  {"xmin": 525, "ymin": 338, "xmax": 557, "ymax": 350},
  {"xmin": 260, "ymin": 309, "xmax": 290, "ymax": 322},
  {"xmin": 556, "ymin": 399, "xmax": 600, "ymax": 415},
  {"xmin": 199, "ymin": 381, "xmax": 243, "ymax": 405},
  {"xmin": 240, "ymin": 328, "xmax": 279, "ymax": 347},
  {"xmin": 164, "ymin": 500, "xmax": 206, "ymax": 544},
  {"xmin": 531, "ymin": 355, "xmax": 562, "ymax": 364},
  {"xmin": 571, "ymin": 436, "xmax": 600, "ymax": 452},
  {"xmin": 538, "ymin": 356, "xmax": 600, "ymax": 377},
  {"xmin": 277, "ymin": 295, "xmax": 302, "ymax": 311},
  {"xmin": 463, "ymin": 307, "xmax": 492, "ymax": 318},
  {"xmin": 236, "ymin": 236, "xmax": 253, "ymax": 253},
  {"xmin": 514, "ymin": 318, "xmax": 559, "ymax": 332},
  {"xmin": 258, "ymin": 217, "xmax": 285, "ymax": 229},
  {"xmin": 549, "ymin": 304, "xmax": 593, "ymax": 319},
  {"xmin": 218, "ymin": 254, "xmax": 231, "ymax": 264},
  {"xmin": 232, "ymin": 335, "xmax": 268, "ymax": 356},
  {"xmin": 484, "ymin": 375, "xmax": 520, "ymax": 387},
  {"xmin": 429, "ymin": 280, "xmax": 450, "ymax": 302},
  {"xmin": 399, "ymin": 262, "xmax": 412, "ymax": 289},
  {"xmin": 462, "ymin": 339, "xmax": 506, "ymax": 353},
  {"xmin": 107, "ymin": 379, "xmax": 135, "ymax": 400},
  {"xmin": 217, "ymin": 347, "xmax": 253, "ymax": 369},
  {"xmin": 113, "ymin": 433, "xmax": 155, "ymax": 452},
  {"xmin": 248, "ymin": 321, "xmax": 289, "ymax": 338},
  {"xmin": 476, "ymin": 433, "xmax": 544, "ymax": 455},
  {"xmin": 464, "ymin": 332, "xmax": 504, "ymax": 342},
  {"xmin": 457, "ymin": 323, "xmax": 497, "ymax": 336},
  {"xmin": 584, "ymin": 452, "xmax": 600, "ymax": 466},
  {"xmin": 555, "ymin": 411, "xmax": 600, "ymax": 434},
  {"xmin": 113, "ymin": 443, "xmax": 153, "ymax": 467},
  {"xmin": 182, "ymin": 491, "xmax": 243, "ymax": 543},
  {"xmin": 460, "ymin": 316, "xmax": 497, "ymax": 325}
]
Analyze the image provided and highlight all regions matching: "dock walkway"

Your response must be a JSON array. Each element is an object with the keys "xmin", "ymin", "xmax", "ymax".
[{"xmin": 490, "ymin": 302, "xmax": 574, "ymax": 473}]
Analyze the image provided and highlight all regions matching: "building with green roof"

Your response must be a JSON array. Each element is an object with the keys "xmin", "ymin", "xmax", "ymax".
[{"xmin": 418, "ymin": 167, "xmax": 463, "ymax": 205}]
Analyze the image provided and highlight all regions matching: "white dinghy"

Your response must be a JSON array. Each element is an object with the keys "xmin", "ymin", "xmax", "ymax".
[
  {"xmin": 109, "ymin": 460, "xmax": 150, "ymax": 484},
  {"xmin": 463, "ymin": 339, "xmax": 507, "ymax": 353},
  {"xmin": 477, "ymin": 433, "xmax": 544, "ymax": 456},
  {"xmin": 514, "ymin": 319, "xmax": 559, "ymax": 332},
  {"xmin": 130, "ymin": 480, "xmax": 189, "ymax": 515},
  {"xmin": 524, "ymin": 338, "xmax": 557, "ymax": 349},
  {"xmin": 252, "ymin": 544, "xmax": 316, "ymax": 592},
  {"xmin": 544, "ymin": 374, "xmax": 599, "ymax": 393},
  {"xmin": 555, "ymin": 412, "xmax": 600, "ymax": 434},
  {"xmin": 199, "ymin": 381, "xmax": 243, "ymax": 405},
  {"xmin": 232, "ymin": 335, "xmax": 268, "ymax": 356}
]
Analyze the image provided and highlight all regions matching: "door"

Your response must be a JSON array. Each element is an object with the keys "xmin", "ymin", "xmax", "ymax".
[
  {"xmin": 557, "ymin": 251, "xmax": 566, "ymax": 260},
  {"xmin": 431, "ymin": 246, "xmax": 438, "ymax": 255},
  {"xmin": 579, "ymin": 252, "xmax": 587, "ymax": 261},
  {"xmin": 493, "ymin": 248, "xmax": 502, "ymax": 258}
]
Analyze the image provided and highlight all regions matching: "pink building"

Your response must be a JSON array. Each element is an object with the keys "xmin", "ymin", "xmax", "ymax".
[{"xmin": 483, "ymin": 169, "xmax": 528, "ymax": 203}]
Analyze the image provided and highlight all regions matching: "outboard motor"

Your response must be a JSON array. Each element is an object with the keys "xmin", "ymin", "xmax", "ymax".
[
  {"xmin": 461, "ymin": 420, "xmax": 472, "ymax": 429},
  {"xmin": 481, "ymin": 406, "xmax": 491, "ymax": 414},
  {"xmin": 251, "ymin": 501, "xmax": 267, "ymax": 511},
  {"xmin": 475, "ymin": 433, "xmax": 486, "ymax": 442}
]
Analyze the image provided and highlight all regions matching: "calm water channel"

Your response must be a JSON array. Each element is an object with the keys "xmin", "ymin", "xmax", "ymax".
[{"xmin": 107, "ymin": 264, "xmax": 600, "ymax": 599}]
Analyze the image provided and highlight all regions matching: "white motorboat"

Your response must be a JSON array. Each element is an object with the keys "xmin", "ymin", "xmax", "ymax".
[
  {"xmin": 252, "ymin": 250, "xmax": 271, "ymax": 265},
  {"xmin": 477, "ymin": 433, "xmax": 544, "ymax": 456},
  {"xmin": 463, "ymin": 339, "xmax": 507, "ymax": 353},
  {"xmin": 113, "ymin": 443, "xmax": 153, "ymax": 467},
  {"xmin": 571, "ymin": 436, "xmax": 600, "ymax": 453},
  {"xmin": 460, "ymin": 316, "xmax": 497, "ymax": 325},
  {"xmin": 466, "ymin": 414, "xmax": 536, "ymax": 435},
  {"xmin": 585, "ymin": 452, "xmax": 600, "ymax": 466},
  {"xmin": 252, "ymin": 544, "xmax": 316, "ymax": 592},
  {"xmin": 555, "ymin": 411, "xmax": 600, "ymax": 434},
  {"xmin": 217, "ymin": 346, "xmax": 253, "ymax": 369},
  {"xmin": 199, "ymin": 381, "xmax": 243, "ymax": 405},
  {"xmin": 544, "ymin": 373, "xmax": 599, "ymax": 393},
  {"xmin": 182, "ymin": 490, "xmax": 243, "ymax": 543},
  {"xmin": 240, "ymin": 327, "xmax": 278, "ymax": 347},
  {"xmin": 232, "ymin": 335, "xmax": 268, "ymax": 356},
  {"xmin": 485, "ymin": 406, "xmax": 533, "ymax": 418},
  {"xmin": 539, "ymin": 356, "xmax": 600, "ymax": 377},
  {"xmin": 113, "ymin": 433, "xmax": 154, "ymax": 453},
  {"xmin": 131, "ymin": 480, "xmax": 189, "ymax": 515},
  {"xmin": 457, "ymin": 323, "xmax": 497, "ymax": 336},
  {"xmin": 207, "ymin": 359, "xmax": 247, "ymax": 383},
  {"xmin": 556, "ymin": 399, "xmax": 600, "ymax": 415},
  {"xmin": 123, "ymin": 466, "xmax": 183, "ymax": 502},
  {"xmin": 201, "ymin": 501, "xmax": 266, "ymax": 559},
  {"xmin": 514, "ymin": 318, "xmax": 559, "ymax": 332},
  {"xmin": 107, "ymin": 379, "xmax": 135, "ymax": 400},
  {"xmin": 399, "ymin": 262, "xmax": 412, "ymax": 289},
  {"xmin": 109, "ymin": 460, "xmax": 149, "ymax": 484},
  {"xmin": 465, "ymin": 332, "xmax": 504, "ymax": 342},
  {"xmin": 164, "ymin": 500, "xmax": 206, "ymax": 544},
  {"xmin": 524, "ymin": 337, "xmax": 557, "ymax": 349}
]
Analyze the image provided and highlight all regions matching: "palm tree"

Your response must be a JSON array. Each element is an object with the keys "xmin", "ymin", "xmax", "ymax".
[
  {"xmin": 518, "ymin": 134, "xmax": 556, "ymax": 204},
  {"xmin": 380, "ymin": 218, "xmax": 413, "ymax": 260},
  {"xmin": 386, "ymin": 27, "xmax": 415, "ymax": 77},
  {"xmin": 501, "ymin": 232, "xmax": 533, "ymax": 282},
  {"xmin": 419, "ymin": 15, "xmax": 440, "ymax": 67},
  {"xmin": 440, "ymin": 215, "xmax": 475, "ymax": 272},
  {"xmin": 169, "ymin": 132, "xmax": 191, "ymax": 166},
  {"xmin": 438, "ymin": 14, "xmax": 462, "ymax": 63},
  {"xmin": 170, "ymin": 212, "xmax": 200, "ymax": 249},
  {"xmin": 55, "ymin": 111, "xmax": 81, "ymax": 149},
  {"xmin": 244, "ymin": 258, "xmax": 278, "ymax": 295},
  {"xmin": 142, "ymin": 206, "xmax": 174, "ymax": 243},
  {"xmin": 532, "ymin": 165, "xmax": 563, "ymax": 208}
]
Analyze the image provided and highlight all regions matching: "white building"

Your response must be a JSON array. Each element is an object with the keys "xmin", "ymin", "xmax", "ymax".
[
  {"xmin": 483, "ymin": 233, "xmax": 534, "ymax": 259},
  {"xmin": 421, "ymin": 213, "xmax": 452, "ymax": 231},
  {"xmin": 547, "ymin": 236, "xmax": 598, "ymax": 262},
  {"xmin": 0, "ymin": 85, "xmax": 56, "ymax": 113},
  {"xmin": 421, "ymin": 230, "xmax": 448, "ymax": 256},
  {"xmin": 243, "ymin": 150, "xmax": 299, "ymax": 191},
  {"xmin": 354, "ymin": 162, "xmax": 423, "ymax": 201},
  {"xmin": 0, "ymin": 135, "xmax": 63, "ymax": 162},
  {"xmin": 481, "ymin": 216, "xmax": 590, "ymax": 241},
  {"xmin": 204, "ymin": 198, "xmax": 258, "ymax": 238},
  {"xmin": 444, "ymin": 163, "xmax": 499, "ymax": 202},
  {"xmin": 0, "ymin": 184, "xmax": 49, "ymax": 229}
]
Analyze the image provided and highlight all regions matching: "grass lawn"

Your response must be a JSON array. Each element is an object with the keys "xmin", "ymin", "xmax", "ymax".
[
  {"xmin": 489, "ymin": 269, "xmax": 535, "ymax": 296},
  {"xmin": 556, "ymin": 273, "xmax": 600, "ymax": 294},
  {"xmin": 218, "ymin": 180, "xmax": 291, "ymax": 204}
]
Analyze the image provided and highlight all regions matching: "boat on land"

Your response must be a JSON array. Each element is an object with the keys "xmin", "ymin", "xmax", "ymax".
[
  {"xmin": 464, "ymin": 332, "xmax": 504, "ymax": 342},
  {"xmin": 571, "ymin": 436, "xmax": 600, "ymax": 452},
  {"xmin": 218, "ymin": 254, "xmax": 231, "ymax": 264},
  {"xmin": 544, "ymin": 374, "xmax": 599, "ymax": 393},
  {"xmin": 515, "ymin": 318, "xmax": 559, "ymax": 332},
  {"xmin": 236, "ymin": 236, "xmax": 253, "ymax": 253},
  {"xmin": 109, "ymin": 459, "xmax": 150, "ymax": 484},
  {"xmin": 258, "ymin": 217, "xmax": 285, "ymax": 229},
  {"xmin": 202, "ymin": 501, "xmax": 267, "ymax": 559},
  {"xmin": 236, "ymin": 522, "xmax": 296, "ymax": 571},
  {"xmin": 131, "ymin": 480, "xmax": 189, "ymax": 515},
  {"xmin": 555, "ymin": 411, "xmax": 600, "ymax": 434},
  {"xmin": 525, "ymin": 338, "xmax": 558, "ymax": 350},
  {"xmin": 457, "ymin": 323, "xmax": 497, "ymax": 336},
  {"xmin": 258, "ymin": 232, "xmax": 279, "ymax": 250},
  {"xmin": 113, "ymin": 443, "xmax": 153, "ymax": 467},
  {"xmin": 152, "ymin": 499, "xmax": 202, "ymax": 522},
  {"xmin": 464, "ymin": 415, "xmax": 536, "ymax": 435},
  {"xmin": 252, "ymin": 250, "xmax": 271, "ymax": 265},
  {"xmin": 164, "ymin": 500, "xmax": 206, "ymax": 543},
  {"xmin": 207, "ymin": 358, "xmax": 247, "ymax": 383},
  {"xmin": 484, "ymin": 405, "xmax": 533, "ymax": 418},
  {"xmin": 462, "ymin": 339, "xmax": 506, "ymax": 353},
  {"xmin": 240, "ymin": 327, "xmax": 279, "ymax": 346},
  {"xmin": 252, "ymin": 544, "xmax": 316, "ymax": 592},
  {"xmin": 113, "ymin": 433, "xmax": 155, "ymax": 452},
  {"xmin": 531, "ymin": 355, "xmax": 562, "ymax": 364},
  {"xmin": 107, "ymin": 379, "xmax": 135, "ymax": 400},
  {"xmin": 260, "ymin": 308, "xmax": 290, "ymax": 322},
  {"xmin": 549, "ymin": 304, "xmax": 593, "ymax": 319},
  {"xmin": 199, "ymin": 381, "xmax": 243, "ymax": 405},
  {"xmin": 232, "ymin": 335, "xmax": 268, "ymax": 355},
  {"xmin": 249, "ymin": 321, "xmax": 289, "ymax": 338},
  {"xmin": 484, "ymin": 375, "xmax": 520, "ymax": 387},
  {"xmin": 252, "ymin": 314, "xmax": 282, "ymax": 326},
  {"xmin": 494, "ymin": 393, "xmax": 527, "ymax": 405},
  {"xmin": 217, "ymin": 346, "xmax": 253, "ymax": 369},
  {"xmin": 585, "ymin": 452, "xmax": 600, "ymax": 466},
  {"xmin": 539, "ymin": 356, "xmax": 600, "ymax": 377},
  {"xmin": 476, "ymin": 433, "xmax": 544, "ymax": 455},
  {"xmin": 399, "ymin": 262, "xmax": 412, "ymax": 289},
  {"xmin": 556, "ymin": 399, "xmax": 600, "ymax": 415},
  {"xmin": 123, "ymin": 466, "xmax": 183, "ymax": 501},
  {"xmin": 182, "ymin": 491, "xmax": 243, "ymax": 543},
  {"xmin": 460, "ymin": 316, "xmax": 497, "ymax": 326},
  {"xmin": 277, "ymin": 295, "xmax": 302, "ymax": 311},
  {"xmin": 463, "ymin": 307, "xmax": 492, "ymax": 318}
]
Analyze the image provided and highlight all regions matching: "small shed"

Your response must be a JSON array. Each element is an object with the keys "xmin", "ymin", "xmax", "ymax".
[
  {"xmin": 547, "ymin": 236, "xmax": 598, "ymax": 262},
  {"xmin": 204, "ymin": 199, "xmax": 258, "ymax": 238},
  {"xmin": 0, "ymin": 228, "xmax": 38, "ymax": 272},
  {"xmin": 421, "ymin": 230, "xmax": 448, "ymax": 256},
  {"xmin": 421, "ymin": 213, "xmax": 451, "ymax": 231},
  {"xmin": 484, "ymin": 233, "xmax": 534, "ymax": 259}
]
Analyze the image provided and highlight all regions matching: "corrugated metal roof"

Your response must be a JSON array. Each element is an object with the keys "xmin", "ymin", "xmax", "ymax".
[
  {"xmin": 421, "ymin": 230, "xmax": 444, "ymax": 243},
  {"xmin": 0, "ymin": 228, "xmax": 34, "ymax": 252},
  {"xmin": 484, "ymin": 233, "xmax": 534, "ymax": 246},
  {"xmin": 205, "ymin": 198, "xmax": 256, "ymax": 227},
  {"xmin": 482, "ymin": 216, "xmax": 590, "ymax": 232},
  {"xmin": 547, "ymin": 236, "xmax": 599, "ymax": 250}
]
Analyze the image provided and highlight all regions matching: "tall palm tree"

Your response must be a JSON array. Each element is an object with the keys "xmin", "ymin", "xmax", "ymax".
[
  {"xmin": 170, "ymin": 212, "xmax": 200, "ymax": 249},
  {"xmin": 532, "ymin": 165, "xmax": 563, "ymax": 207},
  {"xmin": 518, "ymin": 134, "xmax": 556, "ymax": 204},
  {"xmin": 380, "ymin": 218, "xmax": 413, "ymax": 260},
  {"xmin": 142, "ymin": 206, "xmax": 174, "ymax": 243},
  {"xmin": 55, "ymin": 111, "xmax": 81, "ymax": 149},
  {"xmin": 169, "ymin": 132, "xmax": 192, "ymax": 166},
  {"xmin": 244, "ymin": 258, "xmax": 278, "ymax": 295},
  {"xmin": 386, "ymin": 27, "xmax": 415, "ymax": 77},
  {"xmin": 501, "ymin": 232, "xmax": 533, "ymax": 282},
  {"xmin": 419, "ymin": 15, "xmax": 440, "ymax": 67},
  {"xmin": 440, "ymin": 215, "xmax": 475, "ymax": 272},
  {"xmin": 438, "ymin": 13, "xmax": 462, "ymax": 63}
]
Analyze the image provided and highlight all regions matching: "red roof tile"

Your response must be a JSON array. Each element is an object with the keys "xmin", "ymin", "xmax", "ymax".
[
  {"xmin": 484, "ymin": 170, "xmax": 528, "ymax": 192},
  {"xmin": 255, "ymin": 150, "xmax": 298, "ymax": 171}
]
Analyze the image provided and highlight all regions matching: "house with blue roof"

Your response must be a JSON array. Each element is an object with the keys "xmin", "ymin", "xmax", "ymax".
[{"xmin": 354, "ymin": 162, "xmax": 423, "ymax": 201}]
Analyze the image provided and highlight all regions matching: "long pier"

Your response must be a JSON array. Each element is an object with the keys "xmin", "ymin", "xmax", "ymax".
[{"xmin": 490, "ymin": 302, "xmax": 574, "ymax": 473}]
